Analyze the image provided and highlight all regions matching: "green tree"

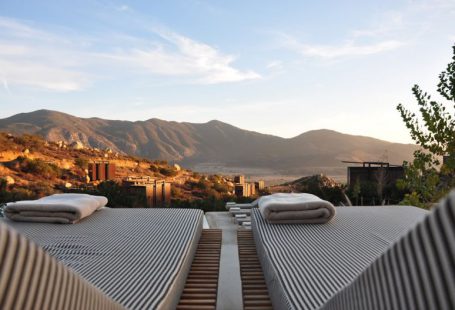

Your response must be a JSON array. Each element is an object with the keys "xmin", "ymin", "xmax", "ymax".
[{"xmin": 396, "ymin": 44, "xmax": 455, "ymax": 207}]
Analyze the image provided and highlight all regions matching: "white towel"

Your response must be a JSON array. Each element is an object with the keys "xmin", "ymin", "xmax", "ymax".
[
  {"xmin": 259, "ymin": 193, "xmax": 335, "ymax": 224},
  {"xmin": 5, "ymin": 194, "xmax": 108, "ymax": 224}
]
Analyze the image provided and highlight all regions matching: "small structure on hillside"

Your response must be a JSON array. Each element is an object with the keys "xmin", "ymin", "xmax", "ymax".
[
  {"xmin": 122, "ymin": 176, "xmax": 171, "ymax": 208},
  {"xmin": 233, "ymin": 175, "xmax": 264, "ymax": 197},
  {"xmin": 343, "ymin": 161, "xmax": 404, "ymax": 187},
  {"xmin": 235, "ymin": 183, "xmax": 256, "ymax": 197},
  {"xmin": 88, "ymin": 161, "xmax": 116, "ymax": 181},
  {"xmin": 255, "ymin": 180, "xmax": 265, "ymax": 191},
  {"xmin": 234, "ymin": 175, "xmax": 245, "ymax": 184}
]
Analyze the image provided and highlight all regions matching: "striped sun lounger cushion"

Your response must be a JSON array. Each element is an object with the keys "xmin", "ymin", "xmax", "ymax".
[
  {"xmin": 252, "ymin": 205, "xmax": 429, "ymax": 310},
  {"xmin": 0, "ymin": 223, "xmax": 123, "ymax": 310},
  {"xmin": 1, "ymin": 208, "xmax": 203, "ymax": 310},
  {"xmin": 321, "ymin": 192, "xmax": 455, "ymax": 310}
]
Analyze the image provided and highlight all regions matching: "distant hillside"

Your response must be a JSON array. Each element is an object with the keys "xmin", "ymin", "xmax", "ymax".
[
  {"xmin": 0, "ymin": 132, "xmax": 234, "ymax": 206},
  {"xmin": 0, "ymin": 110, "xmax": 419, "ymax": 176}
]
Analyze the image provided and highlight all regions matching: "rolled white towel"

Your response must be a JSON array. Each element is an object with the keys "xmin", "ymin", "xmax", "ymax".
[
  {"xmin": 259, "ymin": 193, "xmax": 335, "ymax": 224},
  {"xmin": 5, "ymin": 194, "xmax": 108, "ymax": 224}
]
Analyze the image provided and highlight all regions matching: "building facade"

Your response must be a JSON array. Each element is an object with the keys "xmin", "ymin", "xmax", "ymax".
[
  {"xmin": 255, "ymin": 180, "xmax": 265, "ymax": 191},
  {"xmin": 88, "ymin": 161, "xmax": 116, "ymax": 181},
  {"xmin": 235, "ymin": 182, "xmax": 256, "ymax": 197},
  {"xmin": 122, "ymin": 176, "xmax": 171, "ymax": 208},
  {"xmin": 234, "ymin": 175, "xmax": 245, "ymax": 184},
  {"xmin": 346, "ymin": 162, "xmax": 404, "ymax": 187},
  {"xmin": 233, "ymin": 175, "xmax": 264, "ymax": 197}
]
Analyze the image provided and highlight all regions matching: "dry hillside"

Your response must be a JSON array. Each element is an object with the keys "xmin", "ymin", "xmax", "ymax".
[{"xmin": 0, "ymin": 110, "xmax": 419, "ymax": 177}]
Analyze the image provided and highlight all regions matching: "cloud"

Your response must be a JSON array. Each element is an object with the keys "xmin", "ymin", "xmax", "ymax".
[
  {"xmin": 0, "ymin": 59, "xmax": 87, "ymax": 91},
  {"xmin": 266, "ymin": 60, "xmax": 283, "ymax": 70},
  {"xmin": 102, "ymin": 28, "xmax": 261, "ymax": 84},
  {"xmin": 116, "ymin": 5, "xmax": 131, "ymax": 12},
  {"xmin": 2, "ymin": 77, "xmax": 11, "ymax": 94},
  {"xmin": 0, "ymin": 17, "xmax": 90, "ymax": 91},
  {"xmin": 277, "ymin": 8, "xmax": 411, "ymax": 61},
  {"xmin": 285, "ymin": 38, "xmax": 404, "ymax": 59},
  {"xmin": 351, "ymin": 11, "xmax": 405, "ymax": 39},
  {"xmin": 0, "ymin": 16, "xmax": 260, "ymax": 91}
]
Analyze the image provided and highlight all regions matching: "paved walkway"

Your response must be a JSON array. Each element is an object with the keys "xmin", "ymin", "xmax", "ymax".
[{"xmin": 205, "ymin": 212, "xmax": 243, "ymax": 310}]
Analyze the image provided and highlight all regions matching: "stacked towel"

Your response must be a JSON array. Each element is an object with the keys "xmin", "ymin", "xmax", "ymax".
[
  {"xmin": 4, "ymin": 194, "xmax": 108, "ymax": 224},
  {"xmin": 259, "ymin": 193, "xmax": 335, "ymax": 224}
]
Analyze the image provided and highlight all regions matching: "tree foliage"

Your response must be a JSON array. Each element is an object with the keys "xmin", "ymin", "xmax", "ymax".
[{"xmin": 396, "ymin": 44, "xmax": 455, "ymax": 207}]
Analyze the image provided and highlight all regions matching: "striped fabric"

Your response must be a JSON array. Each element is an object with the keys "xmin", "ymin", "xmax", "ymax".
[
  {"xmin": 1, "ymin": 208, "xmax": 203, "ymax": 310},
  {"xmin": 0, "ymin": 223, "xmax": 123, "ymax": 310},
  {"xmin": 322, "ymin": 192, "xmax": 455, "ymax": 310},
  {"xmin": 252, "ymin": 205, "xmax": 429, "ymax": 310}
]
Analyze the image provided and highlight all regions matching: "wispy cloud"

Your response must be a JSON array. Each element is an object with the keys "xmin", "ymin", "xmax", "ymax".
[
  {"xmin": 0, "ymin": 17, "xmax": 90, "ymax": 91},
  {"xmin": 277, "ymin": 9, "xmax": 409, "ymax": 60},
  {"xmin": 266, "ymin": 60, "xmax": 283, "ymax": 70},
  {"xmin": 283, "ymin": 37, "xmax": 403, "ymax": 59},
  {"xmin": 0, "ymin": 16, "xmax": 260, "ymax": 91},
  {"xmin": 102, "ymin": 28, "xmax": 261, "ymax": 84},
  {"xmin": 116, "ymin": 5, "xmax": 131, "ymax": 12},
  {"xmin": 2, "ymin": 77, "xmax": 11, "ymax": 94},
  {"xmin": 351, "ymin": 11, "xmax": 405, "ymax": 39}
]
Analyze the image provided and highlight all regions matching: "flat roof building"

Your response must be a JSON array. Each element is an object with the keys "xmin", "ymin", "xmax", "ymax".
[
  {"xmin": 123, "ymin": 176, "xmax": 171, "ymax": 208},
  {"xmin": 235, "ymin": 182, "xmax": 256, "ymax": 198},
  {"xmin": 255, "ymin": 180, "xmax": 265, "ymax": 191},
  {"xmin": 344, "ymin": 161, "xmax": 404, "ymax": 187},
  {"xmin": 88, "ymin": 161, "xmax": 116, "ymax": 182},
  {"xmin": 234, "ymin": 175, "xmax": 245, "ymax": 185}
]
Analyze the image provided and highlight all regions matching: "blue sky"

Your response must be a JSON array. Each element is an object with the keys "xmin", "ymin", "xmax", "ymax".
[{"xmin": 0, "ymin": 0, "xmax": 454, "ymax": 143}]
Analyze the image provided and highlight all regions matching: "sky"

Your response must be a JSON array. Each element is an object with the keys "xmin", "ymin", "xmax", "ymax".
[{"xmin": 0, "ymin": 0, "xmax": 454, "ymax": 143}]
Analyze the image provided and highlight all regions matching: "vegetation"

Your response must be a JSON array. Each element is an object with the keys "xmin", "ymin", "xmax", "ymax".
[
  {"xmin": 16, "ymin": 156, "xmax": 63, "ymax": 179},
  {"xmin": 159, "ymin": 166, "xmax": 178, "ymax": 177},
  {"xmin": 69, "ymin": 181, "xmax": 148, "ymax": 208},
  {"xmin": 0, "ymin": 178, "xmax": 54, "ymax": 204},
  {"xmin": 396, "ymin": 44, "xmax": 455, "ymax": 208},
  {"xmin": 345, "ymin": 179, "xmax": 406, "ymax": 205},
  {"xmin": 281, "ymin": 175, "xmax": 348, "ymax": 205}
]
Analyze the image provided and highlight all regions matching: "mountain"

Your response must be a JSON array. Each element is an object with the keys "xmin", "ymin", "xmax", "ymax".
[{"xmin": 0, "ymin": 110, "xmax": 418, "ymax": 176}]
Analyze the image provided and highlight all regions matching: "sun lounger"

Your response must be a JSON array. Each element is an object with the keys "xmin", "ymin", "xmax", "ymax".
[
  {"xmin": 225, "ymin": 199, "xmax": 259, "ymax": 210},
  {"xmin": 235, "ymin": 215, "xmax": 251, "ymax": 225},
  {"xmin": 251, "ymin": 204, "xmax": 431, "ymax": 309},
  {"xmin": 230, "ymin": 208, "xmax": 252, "ymax": 216},
  {"xmin": 0, "ymin": 223, "xmax": 123, "ymax": 310},
  {"xmin": 1, "ymin": 208, "xmax": 204, "ymax": 310},
  {"xmin": 242, "ymin": 221, "xmax": 251, "ymax": 226},
  {"xmin": 321, "ymin": 192, "xmax": 455, "ymax": 310}
]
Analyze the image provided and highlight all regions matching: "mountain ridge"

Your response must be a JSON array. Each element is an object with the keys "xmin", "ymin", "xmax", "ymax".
[{"xmin": 0, "ymin": 109, "xmax": 418, "ymax": 176}]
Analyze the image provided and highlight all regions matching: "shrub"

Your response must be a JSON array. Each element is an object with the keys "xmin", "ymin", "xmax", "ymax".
[
  {"xmin": 14, "ymin": 134, "xmax": 46, "ymax": 150},
  {"xmin": 18, "ymin": 157, "xmax": 63, "ymax": 179},
  {"xmin": 159, "ymin": 166, "xmax": 178, "ymax": 177},
  {"xmin": 213, "ymin": 182, "xmax": 229, "ymax": 193},
  {"xmin": 0, "ymin": 187, "xmax": 36, "ymax": 204},
  {"xmin": 149, "ymin": 164, "xmax": 159, "ymax": 172}
]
